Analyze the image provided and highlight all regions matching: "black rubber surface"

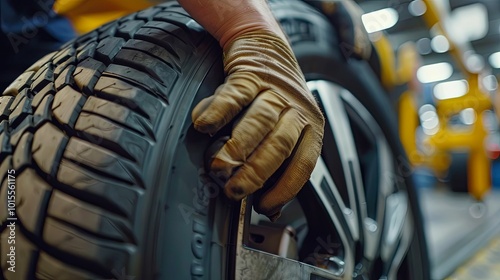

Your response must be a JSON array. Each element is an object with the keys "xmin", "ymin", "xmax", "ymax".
[{"xmin": 0, "ymin": 2, "xmax": 220, "ymax": 279}]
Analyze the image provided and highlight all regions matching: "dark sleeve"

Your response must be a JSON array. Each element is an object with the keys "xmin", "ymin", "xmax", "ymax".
[{"xmin": 6, "ymin": 0, "xmax": 55, "ymax": 17}]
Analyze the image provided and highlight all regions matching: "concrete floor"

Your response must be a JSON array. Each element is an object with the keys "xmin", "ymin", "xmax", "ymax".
[{"xmin": 418, "ymin": 186, "xmax": 500, "ymax": 279}]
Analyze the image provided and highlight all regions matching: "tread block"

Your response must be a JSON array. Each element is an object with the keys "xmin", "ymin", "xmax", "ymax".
[
  {"xmin": 31, "ymin": 84, "xmax": 55, "ymax": 110},
  {"xmin": 37, "ymin": 252, "xmax": 101, "ymax": 280},
  {"xmin": 143, "ymin": 20, "xmax": 191, "ymax": 46},
  {"xmin": 43, "ymin": 217, "xmax": 132, "ymax": 276},
  {"xmin": 76, "ymin": 42, "xmax": 97, "ymax": 63},
  {"xmin": 0, "ymin": 132, "xmax": 11, "ymax": 164},
  {"xmin": 30, "ymin": 63, "xmax": 55, "ymax": 93},
  {"xmin": 76, "ymin": 31, "xmax": 98, "ymax": 47},
  {"xmin": 97, "ymin": 21, "xmax": 119, "ymax": 33},
  {"xmin": 9, "ymin": 89, "xmax": 28, "ymax": 114},
  {"xmin": 52, "ymin": 86, "xmax": 86, "ymax": 128},
  {"xmin": 0, "ymin": 96, "xmax": 15, "ymax": 121},
  {"xmin": 26, "ymin": 51, "xmax": 56, "ymax": 72},
  {"xmin": 154, "ymin": 10, "xmax": 192, "ymax": 21},
  {"xmin": 2, "ymin": 71, "xmax": 35, "ymax": 96},
  {"xmin": 54, "ymin": 65, "xmax": 76, "ymax": 91},
  {"xmin": 149, "ymin": 14, "xmax": 205, "ymax": 45},
  {"xmin": 48, "ymin": 191, "xmax": 135, "ymax": 243},
  {"xmin": 57, "ymin": 159, "xmax": 139, "ymax": 220},
  {"xmin": 0, "ymin": 121, "xmax": 7, "ymax": 134},
  {"xmin": 134, "ymin": 27, "xmax": 189, "ymax": 63},
  {"xmin": 95, "ymin": 37, "xmax": 126, "ymax": 64},
  {"xmin": 103, "ymin": 64, "xmax": 170, "ymax": 104},
  {"xmin": 118, "ymin": 13, "xmax": 137, "ymax": 24},
  {"xmin": 12, "ymin": 132, "xmax": 33, "ymax": 171},
  {"xmin": 14, "ymin": 169, "xmax": 52, "ymax": 235},
  {"xmin": 82, "ymin": 96, "xmax": 154, "ymax": 139},
  {"xmin": 9, "ymin": 95, "xmax": 32, "ymax": 129},
  {"xmin": 54, "ymin": 56, "xmax": 76, "ymax": 78},
  {"xmin": 32, "ymin": 122, "xmax": 68, "ymax": 177},
  {"xmin": 74, "ymin": 58, "xmax": 106, "ymax": 95},
  {"xmin": 116, "ymin": 20, "xmax": 145, "ymax": 39},
  {"xmin": 75, "ymin": 112, "xmax": 151, "ymax": 163},
  {"xmin": 163, "ymin": 6, "xmax": 190, "ymax": 16},
  {"xmin": 10, "ymin": 116, "xmax": 34, "ymax": 147},
  {"xmin": 98, "ymin": 24, "xmax": 118, "ymax": 41},
  {"xmin": 94, "ymin": 76, "xmax": 163, "ymax": 122},
  {"xmin": 1, "ymin": 226, "xmax": 37, "ymax": 280},
  {"xmin": 114, "ymin": 48, "xmax": 178, "ymax": 87},
  {"xmin": 62, "ymin": 137, "xmax": 144, "ymax": 187},
  {"xmin": 0, "ymin": 132, "xmax": 11, "ymax": 163},
  {"xmin": 33, "ymin": 95, "xmax": 53, "ymax": 127},
  {"xmin": 136, "ymin": 7, "xmax": 163, "ymax": 21},
  {"xmin": 52, "ymin": 46, "xmax": 76, "ymax": 66},
  {"xmin": 123, "ymin": 39, "xmax": 180, "ymax": 70},
  {"xmin": 31, "ymin": 62, "xmax": 51, "ymax": 83}
]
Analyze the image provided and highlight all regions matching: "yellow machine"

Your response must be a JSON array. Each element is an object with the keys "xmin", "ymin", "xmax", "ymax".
[
  {"xmin": 372, "ymin": 0, "xmax": 496, "ymax": 200},
  {"xmin": 54, "ymin": 0, "xmax": 156, "ymax": 34}
]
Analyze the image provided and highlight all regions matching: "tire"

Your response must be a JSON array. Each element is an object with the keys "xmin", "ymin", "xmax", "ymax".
[
  {"xmin": 0, "ymin": 2, "xmax": 224, "ymax": 279},
  {"xmin": 0, "ymin": 1, "xmax": 429, "ymax": 280},
  {"xmin": 448, "ymin": 152, "xmax": 469, "ymax": 193}
]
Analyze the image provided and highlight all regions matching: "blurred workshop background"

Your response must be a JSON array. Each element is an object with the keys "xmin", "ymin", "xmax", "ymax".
[{"xmin": 357, "ymin": 0, "xmax": 500, "ymax": 279}]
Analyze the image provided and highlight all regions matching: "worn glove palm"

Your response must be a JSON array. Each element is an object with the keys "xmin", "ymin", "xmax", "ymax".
[{"xmin": 192, "ymin": 31, "xmax": 324, "ymax": 220}]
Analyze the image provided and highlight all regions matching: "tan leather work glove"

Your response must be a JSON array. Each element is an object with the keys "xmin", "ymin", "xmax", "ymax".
[{"xmin": 192, "ymin": 31, "xmax": 325, "ymax": 221}]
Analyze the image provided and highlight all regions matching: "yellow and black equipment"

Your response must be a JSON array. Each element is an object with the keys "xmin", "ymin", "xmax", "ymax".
[
  {"xmin": 54, "ymin": 0, "xmax": 157, "ymax": 34},
  {"xmin": 371, "ymin": 0, "xmax": 497, "ymax": 201}
]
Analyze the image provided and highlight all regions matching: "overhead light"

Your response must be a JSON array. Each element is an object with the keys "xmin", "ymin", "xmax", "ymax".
[
  {"xmin": 430, "ymin": 35, "xmax": 449, "ymax": 53},
  {"xmin": 488, "ymin": 52, "xmax": 500, "ymax": 68},
  {"xmin": 482, "ymin": 74, "xmax": 498, "ymax": 92},
  {"xmin": 418, "ymin": 104, "xmax": 436, "ymax": 116},
  {"xmin": 417, "ymin": 62, "xmax": 453, "ymax": 83},
  {"xmin": 459, "ymin": 108, "xmax": 477, "ymax": 125},
  {"xmin": 361, "ymin": 8, "xmax": 399, "ymax": 33},
  {"xmin": 419, "ymin": 105, "xmax": 439, "ymax": 135},
  {"xmin": 408, "ymin": 0, "xmax": 427, "ymax": 17},
  {"xmin": 433, "ymin": 79, "xmax": 469, "ymax": 100},
  {"xmin": 444, "ymin": 3, "xmax": 488, "ymax": 44}
]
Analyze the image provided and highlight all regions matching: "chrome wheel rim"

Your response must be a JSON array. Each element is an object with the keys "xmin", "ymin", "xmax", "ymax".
[{"xmin": 232, "ymin": 80, "xmax": 415, "ymax": 280}]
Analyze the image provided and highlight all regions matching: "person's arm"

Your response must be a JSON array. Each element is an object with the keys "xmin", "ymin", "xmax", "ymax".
[
  {"xmin": 178, "ymin": 0, "xmax": 286, "ymax": 48},
  {"xmin": 178, "ymin": 0, "xmax": 325, "ymax": 221}
]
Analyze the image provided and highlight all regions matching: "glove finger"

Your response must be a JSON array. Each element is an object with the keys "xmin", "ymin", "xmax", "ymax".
[
  {"xmin": 221, "ymin": 109, "xmax": 307, "ymax": 200},
  {"xmin": 254, "ymin": 126, "xmax": 322, "ymax": 221},
  {"xmin": 210, "ymin": 91, "xmax": 289, "ymax": 180},
  {"xmin": 192, "ymin": 71, "xmax": 262, "ymax": 134}
]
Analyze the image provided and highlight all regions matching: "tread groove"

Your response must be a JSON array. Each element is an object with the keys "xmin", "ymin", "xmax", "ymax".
[
  {"xmin": 81, "ymin": 97, "xmax": 155, "ymax": 141},
  {"xmin": 16, "ymin": 218, "xmax": 112, "ymax": 278},
  {"xmin": 102, "ymin": 64, "xmax": 170, "ymax": 104},
  {"xmin": 0, "ymin": 3, "xmax": 213, "ymax": 278},
  {"xmin": 56, "ymin": 159, "xmax": 140, "ymax": 220},
  {"xmin": 48, "ymin": 214, "xmax": 136, "ymax": 245}
]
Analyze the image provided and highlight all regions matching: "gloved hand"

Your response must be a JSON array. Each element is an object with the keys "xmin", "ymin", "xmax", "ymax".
[{"xmin": 192, "ymin": 30, "xmax": 325, "ymax": 220}]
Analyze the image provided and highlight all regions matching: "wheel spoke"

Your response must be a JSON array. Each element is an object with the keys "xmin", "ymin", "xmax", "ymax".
[
  {"xmin": 381, "ymin": 192, "xmax": 410, "ymax": 265},
  {"xmin": 309, "ymin": 157, "xmax": 356, "ymax": 279},
  {"xmin": 308, "ymin": 81, "xmax": 366, "ymax": 244},
  {"xmin": 340, "ymin": 90, "xmax": 396, "ymax": 261}
]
